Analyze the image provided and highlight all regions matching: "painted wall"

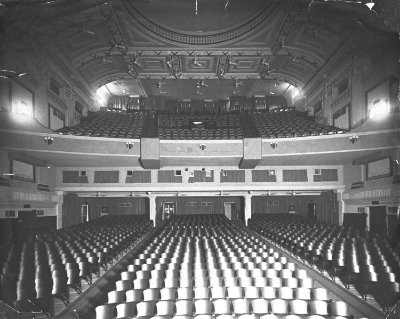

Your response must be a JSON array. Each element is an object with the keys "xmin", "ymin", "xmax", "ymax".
[
  {"xmin": 155, "ymin": 196, "xmax": 243, "ymax": 223},
  {"xmin": 61, "ymin": 195, "xmax": 148, "ymax": 228},
  {"xmin": 0, "ymin": 44, "xmax": 92, "ymax": 129},
  {"xmin": 0, "ymin": 149, "xmax": 58, "ymax": 218},
  {"xmin": 56, "ymin": 165, "xmax": 344, "ymax": 192},
  {"xmin": 252, "ymin": 192, "xmax": 338, "ymax": 224}
]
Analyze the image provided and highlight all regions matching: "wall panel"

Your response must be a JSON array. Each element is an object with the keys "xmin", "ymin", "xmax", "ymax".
[
  {"xmin": 158, "ymin": 170, "xmax": 182, "ymax": 183},
  {"xmin": 282, "ymin": 169, "xmax": 308, "ymax": 182},
  {"xmin": 156, "ymin": 196, "xmax": 243, "ymax": 216},
  {"xmin": 94, "ymin": 171, "xmax": 119, "ymax": 183},
  {"xmin": 252, "ymin": 170, "xmax": 277, "ymax": 182},
  {"xmin": 220, "ymin": 170, "xmax": 245, "ymax": 183},
  {"xmin": 125, "ymin": 171, "xmax": 151, "ymax": 183},
  {"xmin": 188, "ymin": 170, "xmax": 214, "ymax": 183},
  {"xmin": 314, "ymin": 169, "xmax": 338, "ymax": 182},
  {"xmin": 63, "ymin": 171, "xmax": 88, "ymax": 183},
  {"xmin": 62, "ymin": 194, "xmax": 147, "ymax": 228},
  {"xmin": 252, "ymin": 193, "xmax": 338, "ymax": 224}
]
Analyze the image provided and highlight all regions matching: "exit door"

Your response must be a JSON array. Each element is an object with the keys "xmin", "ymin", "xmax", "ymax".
[
  {"xmin": 224, "ymin": 202, "xmax": 235, "ymax": 220},
  {"xmin": 308, "ymin": 203, "xmax": 316, "ymax": 219},
  {"xmin": 369, "ymin": 206, "xmax": 387, "ymax": 237},
  {"xmin": 163, "ymin": 202, "xmax": 175, "ymax": 220},
  {"xmin": 81, "ymin": 204, "xmax": 89, "ymax": 223}
]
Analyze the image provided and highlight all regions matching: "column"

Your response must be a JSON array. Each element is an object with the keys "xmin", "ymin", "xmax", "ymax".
[
  {"xmin": 55, "ymin": 191, "xmax": 64, "ymax": 230},
  {"xmin": 148, "ymin": 195, "xmax": 156, "ymax": 227},
  {"xmin": 244, "ymin": 194, "xmax": 252, "ymax": 226},
  {"xmin": 337, "ymin": 189, "xmax": 345, "ymax": 226}
]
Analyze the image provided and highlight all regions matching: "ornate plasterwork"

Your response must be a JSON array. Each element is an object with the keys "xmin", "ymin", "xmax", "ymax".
[
  {"xmin": 126, "ymin": 2, "xmax": 280, "ymax": 45},
  {"xmin": 47, "ymin": 90, "xmax": 68, "ymax": 110}
]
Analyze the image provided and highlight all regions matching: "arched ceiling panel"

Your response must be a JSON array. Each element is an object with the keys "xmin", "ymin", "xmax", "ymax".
[{"xmin": 0, "ymin": 0, "xmax": 396, "ymax": 104}]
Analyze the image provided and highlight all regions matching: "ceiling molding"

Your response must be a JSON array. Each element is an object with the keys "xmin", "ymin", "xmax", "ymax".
[{"xmin": 118, "ymin": 0, "xmax": 281, "ymax": 45}]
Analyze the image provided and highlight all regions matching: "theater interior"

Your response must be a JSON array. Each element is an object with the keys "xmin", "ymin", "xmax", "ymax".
[{"xmin": 0, "ymin": 0, "xmax": 399, "ymax": 318}]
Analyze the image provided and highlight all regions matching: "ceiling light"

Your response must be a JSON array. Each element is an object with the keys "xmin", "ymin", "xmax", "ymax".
[
  {"xmin": 365, "ymin": 1, "xmax": 374, "ymax": 9},
  {"xmin": 81, "ymin": 29, "xmax": 95, "ymax": 36}
]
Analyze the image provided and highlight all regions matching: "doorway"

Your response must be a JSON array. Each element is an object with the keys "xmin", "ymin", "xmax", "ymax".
[
  {"xmin": 81, "ymin": 204, "xmax": 89, "ymax": 223},
  {"xmin": 163, "ymin": 202, "xmax": 175, "ymax": 220},
  {"xmin": 224, "ymin": 202, "xmax": 235, "ymax": 220},
  {"xmin": 369, "ymin": 206, "xmax": 387, "ymax": 237},
  {"xmin": 307, "ymin": 203, "xmax": 316, "ymax": 219}
]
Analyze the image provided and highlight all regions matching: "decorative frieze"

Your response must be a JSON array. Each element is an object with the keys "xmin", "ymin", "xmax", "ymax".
[
  {"xmin": 343, "ymin": 187, "xmax": 399, "ymax": 200},
  {"xmin": 12, "ymin": 191, "xmax": 53, "ymax": 202},
  {"xmin": 331, "ymin": 89, "xmax": 351, "ymax": 109},
  {"xmin": 47, "ymin": 90, "xmax": 68, "ymax": 110},
  {"xmin": 73, "ymin": 111, "xmax": 81, "ymax": 121}
]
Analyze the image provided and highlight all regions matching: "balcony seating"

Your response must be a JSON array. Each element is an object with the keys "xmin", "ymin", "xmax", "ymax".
[
  {"xmin": 56, "ymin": 108, "xmax": 345, "ymax": 142},
  {"xmin": 249, "ymin": 108, "xmax": 345, "ymax": 138},
  {"xmin": 157, "ymin": 113, "xmax": 244, "ymax": 140},
  {"xmin": 0, "ymin": 215, "xmax": 151, "ymax": 316},
  {"xmin": 92, "ymin": 214, "xmax": 358, "ymax": 319},
  {"xmin": 249, "ymin": 213, "xmax": 400, "ymax": 312},
  {"xmin": 57, "ymin": 110, "xmax": 146, "ymax": 138}
]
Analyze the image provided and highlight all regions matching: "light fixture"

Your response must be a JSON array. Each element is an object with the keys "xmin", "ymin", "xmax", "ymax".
[
  {"xmin": 126, "ymin": 142, "xmax": 134, "ymax": 149},
  {"xmin": 349, "ymin": 135, "xmax": 359, "ymax": 144},
  {"xmin": 44, "ymin": 136, "xmax": 54, "ymax": 145},
  {"xmin": 270, "ymin": 141, "xmax": 278, "ymax": 149},
  {"xmin": 365, "ymin": 1, "xmax": 374, "ymax": 9},
  {"xmin": 369, "ymin": 99, "xmax": 390, "ymax": 119},
  {"xmin": 199, "ymin": 143, "xmax": 206, "ymax": 150}
]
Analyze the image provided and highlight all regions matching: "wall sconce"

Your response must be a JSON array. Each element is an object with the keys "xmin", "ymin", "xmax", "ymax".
[
  {"xmin": 44, "ymin": 136, "xmax": 54, "ymax": 145},
  {"xmin": 349, "ymin": 135, "xmax": 358, "ymax": 144},
  {"xmin": 270, "ymin": 141, "xmax": 278, "ymax": 149},
  {"xmin": 199, "ymin": 143, "xmax": 206, "ymax": 151},
  {"xmin": 126, "ymin": 142, "xmax": 134, "ymax": 149}
]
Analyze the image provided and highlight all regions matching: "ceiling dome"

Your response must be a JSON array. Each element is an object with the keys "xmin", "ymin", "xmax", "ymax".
[{"xmin": 124, "ymin": 0, "xmax": 277, "ymax": 41}]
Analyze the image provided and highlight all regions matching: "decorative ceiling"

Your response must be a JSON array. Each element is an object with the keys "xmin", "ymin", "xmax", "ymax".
[{"xmin": 0, "ymin": 0, "xmax": 397, "ymax": 104}]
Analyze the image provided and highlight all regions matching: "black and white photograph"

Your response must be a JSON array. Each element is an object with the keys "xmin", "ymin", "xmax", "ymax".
[{"xmin": 0, "ymin": 0, "xmax": 399, "ymax": 318}]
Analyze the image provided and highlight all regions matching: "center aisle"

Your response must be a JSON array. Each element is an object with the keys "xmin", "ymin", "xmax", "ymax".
[{"xmin": 67, "ymin": 215, "xmax": 378, "ymax": 319}]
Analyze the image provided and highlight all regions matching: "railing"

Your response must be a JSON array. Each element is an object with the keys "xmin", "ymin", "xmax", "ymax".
[
  {"xmin": 0, "ymin": 299, "xmax": 45, "ymax": 319},
  {"xmin": 386, "ymin": 296, "xmax": 400, "ymax": 319}
]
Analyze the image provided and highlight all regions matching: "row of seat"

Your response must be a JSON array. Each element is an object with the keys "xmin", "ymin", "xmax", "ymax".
[
  {"xmin": 93, "ymin": 215, "xmax": 360, "ymax": 319},
  {"xmin": 55, "ymin": 107, "xmax": 345, "ymax": 141},
  {"xmin": 0, "ymin": 215, "xmax": 152, "ymax": 316},
  {"xmin": 249, "ymin": 109, "xmax": 345, "ymax": 138},
  {"xmin": 57, "ymin": 111, "xmax": 146, "ymax": 138},
  {"xmin": 97, "ymin": 298, "xmax": 352, "ymax": 319},
  {"xmin": 106, "ymin": 286, "xmax": 332, "ymax": 304},
  {"xmin": 249, "ymin": 214, "xmax": 400, "ymax": 312},
  {"xmin": 158, "ymin": 114, "xmax": 244, "ymax": 140}
]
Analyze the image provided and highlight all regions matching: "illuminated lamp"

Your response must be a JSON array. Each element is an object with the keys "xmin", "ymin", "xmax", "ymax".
[
  {"xmin": 12, "ymin": 100, "xmax": 33, "ymax": 117},
  {"xmin": 270, "ymin": 141, "xmax": 278, "ymax": 149},
  {"xmin": 44, "ymin": 136, "xmax": 54, "ymax": 145},
  {"xmin": 349, "ymin": 135, "xmax": 358, "ymax": 144},
  {"xmin": 369, "ymin": 99, "xmax": 390, "ymax": 119},
  {"xmin": 365, "ymin": 1, "xmax": 374, "ymax": 9},
  {"xmin": 126, "ymin": 142, "xmax": 134, "ymax": 149}
]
